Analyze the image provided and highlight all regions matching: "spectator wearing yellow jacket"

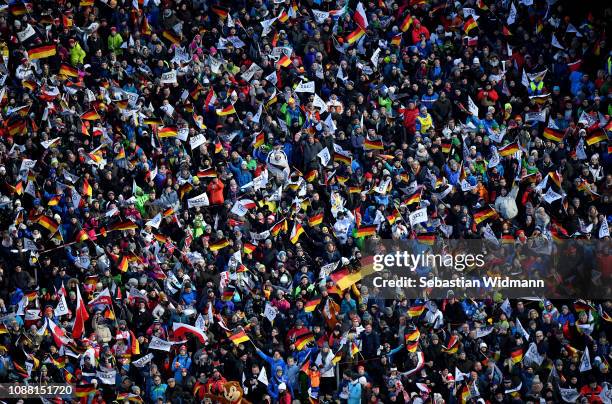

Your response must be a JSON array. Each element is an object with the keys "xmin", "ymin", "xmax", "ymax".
[
  {"xmin": 107, "ymin": 26, "xmax": 123, "ymax": 55},
  {"xmin": 68, "ymin": 38, "xmax": 85, "ymax": 66}
]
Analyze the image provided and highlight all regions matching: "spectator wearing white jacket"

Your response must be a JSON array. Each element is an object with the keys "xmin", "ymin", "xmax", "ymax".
[{"xmin": 494, "ymin": 185, "xmax": 519, "ymax": 220}]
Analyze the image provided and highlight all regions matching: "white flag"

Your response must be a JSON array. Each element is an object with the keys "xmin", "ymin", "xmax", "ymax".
[
  {"xmin": 409, "ymin": 208, "xmax": 428, "ymax": 228},
  {"xmin": 230, "ymin": 201, "xmax": 249, "ymax": 217},
  {"xmin": 252, "ymin": 104, "xmax": 262, "ymax": 124},
  {"xmin": 600, "ymin": 220, "xmax": 610, "ymax": 239},
  {"xmin": 507, "ymin": 2, "xmax": 517, "ymax": 25},
  {"xmin": 600, "ymin": 382, "xmax": 612, "ymax": 404},
  {"xmin": 580, "ymin": 347, "xmax": 592, "ymax": 372},
  {"xmin": 551, "ymin": 34, "xmax": 564, "ymax": 49},
  {"xmin": 312, "ymin": 10, "xmax": 330, "ymax": 24},
  {"xmin": 371, "ymin": 48, "xmax": 381, "ymax": 68},
  {"xmin": 264, "ymin": 303, "xmax": 277, "ymax": 323},
  {"xmin": 475, "ymin": 326, "xmax": 493, "ymax": 338},
  {"xmin": 483, "ymin": 224, "xmax": 500, "ymax": 246},
  {"xmin": 317, "ymin": 147, "xmax": 331, "ymax": 166},
  {"xmin": 17, "ymin": 24, "xmax": 36, "ymax": 42},
  {"xmin": 488, "ymin": 147, "xmax": 500, "ymax": 168},
  {"xmin": 542, "ymin": 187, "xmax": 562, "ymax": 204},
  {"xmin": 187, "ymin": 192, "xmax": 210, "ymax": 208},
  {"xmin": 145, "ymin": 213, "xmax": 162, "ymax": 229},
  {"xmin": 523, "ymin": 343, "xmax": 544, "ymax": 366},
  {"xmin": 54, "ymin": 294, "xmax": 70, "ymax": 317},
  {"xmin": 516, "ymin": 318, "xmax": 531, "ymax": 341},
  {"xmin": 160, "ymin": 70, "xmax": 177, "ymax": 84},
  {"xmin": 258, "ymin": 366, "xmax": 269, "ymax": 386},
  {"xmin": 149, "ymin": 336, "xmax": 183, "ymax": 352},
  {"xmin": 500, "ymin": 298, "xmax": 512, "ymax": 317},
  {"xmin": 468, "ymin": 95, "xmax": 479, "ymax": 117}
]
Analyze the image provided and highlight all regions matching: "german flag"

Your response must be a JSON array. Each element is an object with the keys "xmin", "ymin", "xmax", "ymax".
[
  {"xmin": 295, "ymin": 333, "xmax": 315, "ymax": 350},
  {"xmin": 209, "ymin": 239, "xmax": 230, "ymax": 251},
  {"xmin": 498, "ymin": 142, "xmax": 519, "ymax": 157},
  {"xmin": 408, "ymin": 304, "xmax": 426, "ymax": 317},
  {"xmin": 548, "ymin": 171, "xmax": 562, "ymax": 188},
  {"xmin": 109, "ymin": 220, "xmax": 139, "ymax": 231},
  {"xmin": 543, "ymin": 127, "xmax": 565, "ymax": 142},
  {"xmin": 387, "ymin": 209, "xmax": 401, "ymax": 225},
  {"xmin": 38, "ymin": 216, "xmax": 59, "ymax": 233},
  {"xmin": 404, "ymin": 191, "xmax": 421, "ymax": 205},
  {"xmin": 10, "ymin": 3, "xmax": 28, "ymax": 16},
  {"xmin": 363, "ymin": 139, "xmax": 384, "ymax": 150},
  {"xmin": 253, "ymin": 132, "xmax": 265, "ymax": 148},
  {"xmin": 441, "ymin": 141, "xmax": 451, "ymax": 154},
  {"xmin": 211, "ymin": 6, "xmax": 229, "ymax": 19},
  {"xmin": 229, "ymin": 330, "xmax": 250, "ymax": 345},
  {"xmin": 416, "ymin": 233, "xmax": 436, "ymax": 246},
  {"xmin": 501, "ymin": 234, "xmax": 514, "ymax": 244},
  {"xmin": 8, "ymin": 120, "xmax": 26, "ymax": 136},
  {"xmin": 143, "ymin": 117, "xmax": 163, "ymax": 126},
  {"xmin": 406, "ymin": 340, "xmax": 419, "ymax": 352},
  {"xmin": 443, "ymin": 335, "xmax": 459, "ymax": 354},
  {"xmin": 117, "ymin": 256, "xmax": 128, "ymax": 272},
  {"xmin": 329, "ymin": 267, "xmax": 362, "ymax": 290},
  {"xmin": 304, "ymin": 297, "xmax": 321, "ymax": 313},
  {"xmin": 81, "ymin": 110, "xmax": 101, "ymax": 121},
  {"xmin": 573, "ymin": 300, "xmax": 594, "ymax": 313},
  {"xmin": 178, "ymin": 183, "xmax": 193, "ymax": 200},
  {"xmin": 331, "ymin": 351, "xmax": 343, "ymax": 365},
  {"xmin": 75, "ymin": 229, "xmax": 89, "ymax": 243},
  {"xmin": 277, "ymin": 55, "xmax": 292, "ymax": 68},
  {"xmin": 82, "ymin": 178, "xmax": 93, "ymax": 197},
  {"xmin": 390, "ymin": 33, "xmax": 402, "ymax": 46},
  {"xmin": 270, "ymin": 219, "xmax": 285, "ymax": 237},
  {"xmin": 336, "ymin": 175, "xmax": 349, "ymax": 184},
  {"xmin": 214, "ymin": 142, "xmax": 223, "ymax": 153},
  {"xmin": 463, "ymin": 17, "xmax": 478, "ymax": 34},
  {"xmin": 355, "ymin": 225, "xmax": 376, "ymax": 238},
  {"xmin": 75, "ymin": 384, "xmax": 96, "ymax": 397},
  {"xmin": 334, "ymin": 152, "xmax": 352, "ymax": 165},
  {"xmin": 243, "ymin": 243, "xmax": 256, "ymax": 254},
  {"xmin": 460, "ymin": 384, "xmax": 470, "ymax": 403},
  {"xmin": 290, "ymin": 223, "xmax": 304, "ymax": 244},
  {"xmin": 27, "ymin": 44, "xmax": 57, "ymax": 60},
  {"xmin": 586, "ymin": 129, "xmax": 607, "ymax": 145},
  {"xmin": 22, "ymin": 80, "xmax": 37, "ymax": 91},
  {"xmin": 162, "ymin": 30, "xmax": 181, "ymax": 45},
  {"xmin": 59, "ymin": 63, "xmax": 79, "ymax": 78},
  {"xmin": 350, "ymin": 341, "xmax": 360, "ymax": 357},
  {"xmin": 349, "ymin": 186, "xmax": 362, "ymax": 194},
  {"xmin": 510, "ymin": 348, "xmax": 523, "ymax": 364},
  {"xmin": 400, "ymin": 14, "xmax": 413, "ymax": 32},
  {"xmin": 47, "ymin": 195, "xmax": 61, "ymax": 206},
  {"xmin": 197, "ymin": 168, "xmax": 217, "ymax": 178},
  {"xmin": 473, "ymin": 206, "xmax": 497, "ymax": 224},
  {"xmin": 346, "ymin": 26, "xmax": 366, "ymax": 44},
  {"xmin": 113, "ymin": 99, "xmax": 129, "ymax": 110},
  {"xmin": 216, "ymin": 105, "xmax": 236, "ymax": 116},
  {"xmin": 277, "ymin": 9, "xmax": 289, "ymax": 23},
  {"xmin": 154, "ymin": 234, "xmax": 169, "ymax": 244},
  {"xmin": 158, "ymin": 126, "xmax": 178, "ymax": 138},
  {"xmin": 405, "ymin": 328, "xmax": 420, "ymax": 342},
  {"xmin": 305, "ymin": 170, "xmax": 317, "ymax": 182},
  {"xmin": 308, "ymin": 213, "xmax": 324, "ymax": 227}
]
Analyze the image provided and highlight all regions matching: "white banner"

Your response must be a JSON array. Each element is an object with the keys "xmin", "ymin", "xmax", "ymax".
[
  {"xmin": 264, "ymin": 303, "xmax": 277, "ymax": 323},
  {"xmin": 523, "ymin": 342, "xmax": 544, "ymax": 366},
  {"xmin": 242, "ymin": 63, "xmax": 262, "ymax": 82},
  {"xmin": 54, "ymin": 294, "xmax": 70, "ymax": 317},
  {"xmin": 187, "ymin": 192, "xmax": 210, "ymax": 208},
  {"xmin": 190, "ymin": 134, "xmax": 207, "ymax": 150},
  {"xmin": 149, "ymin": 336, "xmax": 185, "ymax": 352},
  {"xmin": 161, "ymin": 70, "xmax": 177, "ymax": 84},
  {"xmin": 96, "ymin": 370, "xmax": 117, "ymax": 384},
  {"xmin": 230, "ymin": 201, "xmax": 249, "ymax": 217},
  {"xmin": 580, "ymin": 347, "xmax": 592, "ymax": 372},
  {"xmin": 294, "ymin": 81, "xmax": 315, "ymax": 93},
  {"xmin": 475, "ymin": 326, "xmax": 493, "ymax": 338},
  {"xmin": 133, "ymin": 353, "xmax": 154, "ymax": 368},
  {"xmin": 317, "ymin": 147, "xmax": 331, "ymax": 166},
  {"xmin": 312, "ymin": 10, "xmax": 330, "ymax": 23},
  {"xmin": 468, "ymin": 96, "xmax": 479, "ymax": 117}
]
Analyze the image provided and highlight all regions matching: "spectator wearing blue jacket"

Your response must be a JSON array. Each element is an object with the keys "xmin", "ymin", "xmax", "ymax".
[
  {"xmin": 228, "ymin": 158, "xmax": 253, "ymax": 187},
  {"xmin": 256, "ymin": 347, "xmax": 287, "ymax": 374},
  {"xmin": 149, "ymin": 375, "xmax": 167, "ymax": 401},
  {"xmin": 173, "ymin": 345, "xmax": 192, "ymax": 382}
]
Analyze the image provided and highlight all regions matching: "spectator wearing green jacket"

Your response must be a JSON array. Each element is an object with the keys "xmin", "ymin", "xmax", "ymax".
[
  {"xmin": 68, "ymin": 38, "xmax": 85, "ymax": 66},
  {"xmin": 107, "ymin": 27, "xmax": 124, "ymax": 55}
]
